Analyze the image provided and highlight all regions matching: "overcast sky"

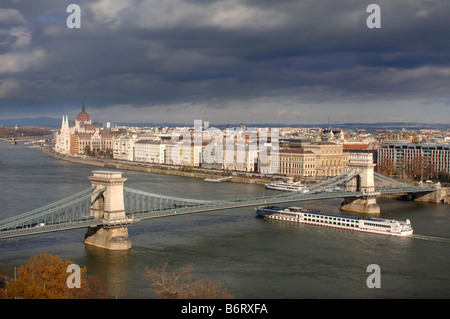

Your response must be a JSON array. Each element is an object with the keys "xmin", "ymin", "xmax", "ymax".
[{"xmin": 0, "ymin": 0, "xmax": 449, "ymax": 125}]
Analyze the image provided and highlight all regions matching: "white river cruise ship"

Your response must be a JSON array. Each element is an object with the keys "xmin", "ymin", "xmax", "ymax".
[
  {"xmin": 264, "ymin": 181, "xmax": 309, "ymax": 192},
  {"xmin": 255, "ymin": 206, "xmax": 413, "ymax": 237}
]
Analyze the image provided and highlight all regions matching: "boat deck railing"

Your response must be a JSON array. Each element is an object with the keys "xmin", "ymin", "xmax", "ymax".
[{"xmin": 258, "ymin": 205, "xmax": 386, "ymax": 222}]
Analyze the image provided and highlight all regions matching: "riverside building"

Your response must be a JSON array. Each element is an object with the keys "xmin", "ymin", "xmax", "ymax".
[
  {"xmin": 378, "ymin": 143, "xmax": 450, "ymax": 177},
  {"xmin": 55, "ymin": 104, "xmax": 117, "ymax": 156}
]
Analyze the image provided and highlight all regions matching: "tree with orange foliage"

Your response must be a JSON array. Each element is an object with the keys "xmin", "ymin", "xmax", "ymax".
[
  {"xmin": 376, "ymin": 158, "xmax": 395, "ymax": 176},
  {"xmin": 145, "ymin": 262, "xmax": 234, "ymax": 299},
  {"xmin": 187, "ymin": 280, "xmax": 235, "ymax": 299},
  {"xmin": 5, "ymin": 253, "xmax": 106, "ymax": 299}
]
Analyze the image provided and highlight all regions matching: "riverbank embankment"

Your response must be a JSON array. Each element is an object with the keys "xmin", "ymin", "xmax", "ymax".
[{"xmin": 38, "ymin": 146, "xmax": 272, "ymax": 185}]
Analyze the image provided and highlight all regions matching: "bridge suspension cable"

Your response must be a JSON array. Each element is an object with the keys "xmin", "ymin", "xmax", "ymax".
[
  {"xmin": 373, "ymin": 172, "xmax": 419, "ymax": 189},
  {"xmin": 269, "ymin": 170, "xmax": 363, "ymax": 200},
  {"xmin": 0, "ymin": 187, "xmax": 96, "ymax": 228},
  {"xmin": 124, "ymin": 187, "xmax": 218, "ymax": 218},
  {"xmin": 0, "ymin": 187, "xmax": 105, "ymax": 236}
]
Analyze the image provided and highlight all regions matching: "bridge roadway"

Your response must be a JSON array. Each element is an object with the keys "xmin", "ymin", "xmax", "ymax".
[
  {"xmin": 127, "ymin": 187, "xmax": 427, "ymax": 222},
  {"xmin": 0, "ymin": 219, "xmax": 104, "ymax": 240},
  {"xmin": 129, "ymin": 190, "xmax": 367, "ymax": 221},
  {"xmin": 0, "ymin": 189, "xmax": 357, "ymax": 239},
  {"xmin": 0, "ymin": 185, "xmax": 433, "ymax": 239},
  {"xmin": 0, "ymin": 137, "xmax": 40, "ymax": 142},
  {"xmin": 1, "ymin": 137, "xmax": 45, "ymax": 146}
]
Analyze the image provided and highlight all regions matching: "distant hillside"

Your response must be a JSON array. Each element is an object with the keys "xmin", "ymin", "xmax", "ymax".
[
  {"xmin": 1, "ymin": 117, "xmax": 449, "ymax": 132},
  {"xmin": 0, "ymin": 126, "xmax": 53, "ymax": 138},
  {"xmin": 0, "ymin": 117, "xmax": 61, "ymax": 128}
]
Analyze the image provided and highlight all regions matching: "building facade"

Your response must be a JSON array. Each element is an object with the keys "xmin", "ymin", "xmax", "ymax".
[
  {"xmin": 134, "ymin": 140, "xmax": 166, "ymax": 163},
  {"xmin": 277, "ymin": 149, "xmax": 316, "ymax": 177},
  {"xmin": 378, "ymin": 143, "xmax": 450, "ymax": 178},
  {"xmin": 302, "ymin": 142, "xmax": 348, "ymax": 177},
  {"xmin": 113, "ymin": 135, "xmax": 138, "ymax": 161}
]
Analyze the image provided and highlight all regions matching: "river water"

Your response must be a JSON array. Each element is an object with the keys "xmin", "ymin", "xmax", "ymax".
[{"xmin": 1, "ymin": 141, "xmax": 449, "ymax": 299}]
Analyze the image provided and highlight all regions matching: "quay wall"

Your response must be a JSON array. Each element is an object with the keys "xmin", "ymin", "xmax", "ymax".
[{"xmin": 38, "ymin": 146, "xmax": 270, "ymax": 185}]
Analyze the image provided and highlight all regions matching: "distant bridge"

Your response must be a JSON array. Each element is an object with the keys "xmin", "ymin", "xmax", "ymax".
[
  {"xmin": 0, "ymin": 154, "xmax": 446, "ymax": 249},
  {"xmin": 0, "ymin": 137, "xmax": 42, "ymax": 144}
]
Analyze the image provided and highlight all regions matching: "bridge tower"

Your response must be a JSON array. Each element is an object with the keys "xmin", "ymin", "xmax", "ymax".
[
  {"xmin": 84, "ymin": 171, "xmax": 132, "ymax": 250},
  {"xmin": 340, "ymin": 153, "xmax": 381, "ymax": 214}
]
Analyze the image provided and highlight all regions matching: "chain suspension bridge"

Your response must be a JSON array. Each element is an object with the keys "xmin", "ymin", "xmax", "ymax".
[{"xmin": 0, "ymin": 154, "xmax": 446, "ymax": 249}]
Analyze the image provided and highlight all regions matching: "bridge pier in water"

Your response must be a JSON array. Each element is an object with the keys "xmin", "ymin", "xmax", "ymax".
[
  {"xmin": 340, "ymin": 195, "xmax": 380, "ymax": 215},
  {"xmin": 340, "ymin": 154, "xmax": 381, "ymax": 215},
  {"xmin": 85, "ymin": 171, "xmax": 132, "ymax": 250},
  {"xmin": 413, "ymin": 183, "xmax": 450, "ymax": 204}
]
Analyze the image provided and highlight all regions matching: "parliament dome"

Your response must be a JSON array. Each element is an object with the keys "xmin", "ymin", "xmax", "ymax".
[{"xmin": 76, "ymin": 103, "xmax": 91, "ymax": 124}]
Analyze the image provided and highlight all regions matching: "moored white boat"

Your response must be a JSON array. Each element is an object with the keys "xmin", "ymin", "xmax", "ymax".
[
  {"xmin": 265, "ymin": 181, "xmax": 309, "ymax": 192},
  {"xmin": 204, "ymin": 176, "xmax": 233, "ymax": 183}
]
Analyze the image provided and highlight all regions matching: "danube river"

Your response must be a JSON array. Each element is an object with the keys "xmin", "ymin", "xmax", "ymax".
[{"xmin": 1, "ymin": 141, "xmax": 449, "ymax": 298}]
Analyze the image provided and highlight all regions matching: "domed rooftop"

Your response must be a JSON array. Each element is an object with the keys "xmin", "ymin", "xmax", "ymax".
[{"xmin": 76, "ymin": 103, "xmax": 91, "ymax": 124}]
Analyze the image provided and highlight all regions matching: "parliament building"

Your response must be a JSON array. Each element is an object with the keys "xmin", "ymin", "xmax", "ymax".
[{"xmin": 54, "ymin": 104, "xmax": 116, "ymax": 156}]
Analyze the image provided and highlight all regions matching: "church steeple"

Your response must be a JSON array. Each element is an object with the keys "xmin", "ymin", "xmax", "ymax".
[
  {"xmin": 61, "ymin": 115, "xmax": 68, "ymax": 128},
  {"xmin": 82, "ymin": 101, "xmax": 85, "ymax": 112}
]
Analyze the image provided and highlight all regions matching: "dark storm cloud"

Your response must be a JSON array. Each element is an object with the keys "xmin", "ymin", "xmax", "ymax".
[{"xmin": 0, "ymin": 0, "xmax": 449, "ymax": 123}]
